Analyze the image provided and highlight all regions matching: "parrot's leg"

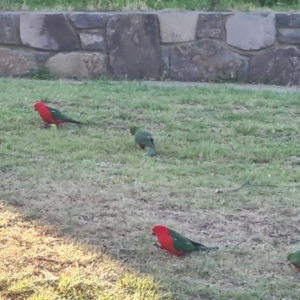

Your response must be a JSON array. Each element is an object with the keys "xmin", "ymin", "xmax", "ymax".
[
  {"xmin": 41, "ymin": 121, "xmax": 50, "ymax": 129},
  {"xmin": 138, "ymin": 144, "xmax": 145, "ymax": 150}
]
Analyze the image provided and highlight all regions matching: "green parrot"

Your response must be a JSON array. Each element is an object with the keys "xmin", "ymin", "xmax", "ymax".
[
  {"xmin": 129, "ymin": 125, "xmax": 157, "ymax": 157},
  {"xmin": 287, "ymin": 249, "xmax": 300, "ymax": 276}
]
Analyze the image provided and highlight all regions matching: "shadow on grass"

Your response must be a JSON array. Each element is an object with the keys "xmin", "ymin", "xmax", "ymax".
[{"xmin": 0, "ymin": 200, "xmax": 172, "ymax": 300}]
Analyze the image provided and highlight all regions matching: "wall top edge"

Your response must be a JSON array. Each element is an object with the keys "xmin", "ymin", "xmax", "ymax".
[{"xmin": 0, "ymin": 10, "xmax": 300, "ymax": 15}]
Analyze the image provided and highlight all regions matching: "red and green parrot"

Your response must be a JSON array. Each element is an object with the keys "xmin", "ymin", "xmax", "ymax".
[
  {"xmin": 287, "ymin": 249, "xmax": 300, "ymax": 276},
  {"xmin": 33, "ymin": 101, "xmax": 87, "ymax": 128},
  {"xmin": 151, "ymin": 225, "xmax": 218, "ymax": 256},
  {"xmin": 129, "ymin": 125, "xmax": 157, "ymax": 157}
]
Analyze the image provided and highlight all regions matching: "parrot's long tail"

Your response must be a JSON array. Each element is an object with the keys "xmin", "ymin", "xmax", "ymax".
[
  {"xmin": 65, "ymin": 118, "xmax": 88, "ymax": 125},
  {"xmin": 193, "ymin": 241, "xmax": 219, "ymax": 251},
  {"xmin": 145, "ymin": 147, "xmax": 157, "ymax": 157},
  {"xmin": 199, "ymin": 246, "xmax": 219, "ymax": 251}
]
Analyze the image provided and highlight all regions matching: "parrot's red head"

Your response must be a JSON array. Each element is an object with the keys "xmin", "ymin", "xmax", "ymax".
[
  {"xmin": 151, "ymin": 225, "xmax": 169, "ymax": 236},
  {"xmin": 33, "ymin": 101, "xmax": 45, "ymax": 111}
]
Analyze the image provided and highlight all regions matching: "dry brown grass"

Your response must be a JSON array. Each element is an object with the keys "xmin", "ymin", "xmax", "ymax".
[
  {"xmin": 1, "ymin": 78, "xmax": 300, "ymax": 299},
  {"xmin": 0, "ymin": 199, "xmax": 169, "ymax": 300}
]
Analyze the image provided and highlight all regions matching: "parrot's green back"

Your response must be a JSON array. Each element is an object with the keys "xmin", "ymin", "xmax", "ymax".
[
  {"xmin": 130, "ymin": 126, "xmax": 157, "ymax": 156},
  {"xmin": 168, "ymin": 228, "xmax": 218, "ymax": 253},
  {"xmin": 168, "ymin": 229, "xmax": 199, "ymax": 252},
  {"xmin": 287, "ymin": 249, "xmax": 300, "ymax": 267},
  {"xmin": 135, "ymin": 129, "xmax": 155, "ymax": 147},
  {"xmin": 47, "ymin": 105, "xmax": 79, "ymax": 122}
]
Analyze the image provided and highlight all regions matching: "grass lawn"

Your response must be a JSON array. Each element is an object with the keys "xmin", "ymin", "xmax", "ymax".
[
  {"xmin": 1, "ymin": 0, "xmax": 300, "ymax": 11},
  {"xmin": 1, "ymin": 78, "xmax": 300, "ymax": 299}
]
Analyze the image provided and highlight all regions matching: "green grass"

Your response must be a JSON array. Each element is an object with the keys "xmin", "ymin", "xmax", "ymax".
[
  {"xmin": 1, "ymin": 78, "xmax": 300, "ymax": 299},
  {"xmin": 1, "ymin": 0, "xmax": 300, "ymax": 11}
]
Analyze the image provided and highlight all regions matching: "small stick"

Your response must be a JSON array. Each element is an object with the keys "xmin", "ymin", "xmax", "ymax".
[
  {"xmin": 216, "ymin": 180, "xmax": 251, "ymax": 194},
  {"xmin": 15, "ymin": 139, "xmax": 36, "ymax": 150},
  {"xmin": 35, "ymin": 257, "xmax": 61, "ymax": 264},
  {"xmin": 216, "ymin": 179, "xmax": 300, "ymax": 194},
  {"xmin": 107, "ymin": 239, "xmax": 137, "ymax": 259},
  {"xmin": 221, "ymin": 241, "xmax": 246, "ymax": 252}
]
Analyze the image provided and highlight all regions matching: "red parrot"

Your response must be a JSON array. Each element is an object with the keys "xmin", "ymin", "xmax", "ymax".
[
  {"xmin": 33, "ymin": 101, "xmax": 87, "ymax": 127},
  {"xmin": 151, "ymin": 225, "xmax": 218, "ymax": 256}
]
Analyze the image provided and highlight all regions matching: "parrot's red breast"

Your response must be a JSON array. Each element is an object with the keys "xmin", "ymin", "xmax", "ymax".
[
  {"xmin": 151, "ymin": 225, "xmax": 185, "ymax": 256},
  {"xmin": 33, "ymin": 101, "xmax": 55, "ymax": 125}
]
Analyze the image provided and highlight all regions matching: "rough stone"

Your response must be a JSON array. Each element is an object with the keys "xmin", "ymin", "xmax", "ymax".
[
  {"xmin": 226, "ymin": 13, "xmax": 276, "ymax": 50},
  {"xmin": 20, "ymin": 13, "xmax": 79, "ymax": 51},
  {"xmin": 169, "ymin": 39, "xmax": 248, "ymax": 82},
  {"xmin": 46, "ymin": 52, "xmax": 109, "ymax": 79},
  {"xmin": 276, "ymin": 13, "xmax": 300, "ymax": 28},
  {"xmin": 46, "ymin": 53, "xmax": 89, "ymax": 79},
  {"xmin": 35, "ymin": 52, "xmax": 51, "ymax": 62},
  {"xmin": 79, "ymin": 31, "xmax": 107, "ymax": 52},
  {"xmin": 82, "ymin": 52, "xmax": 110, "ymax": 77},
  {"xmin": 278, "ymin": 28, "xmax": 300, "ymax": 44},
  {"xmin": 69, "ymin": 13, "xmax": 111, "ymax": 29},
  {"xmin": 0, "ymin": 48, "xmax": 36, "ymax": 76},
  {"xmin": 158, "ymin": 12, "xmax": 198, "ymax": 43},
  {"xmin": 107, "ymin": 14, "xmax": 161, "ymax": 80},
  {"xmin": 248, "ymin": 47, "xmax": 300, "ymax": 85},
  {"xmin": 196, "ymin": 13, "xmax": 227, "ymax": 39},
  {"xmin": 0, "ymin": 13, "xmax": 19, "ymax": 45},
  {"xmin": 161, "ymin": 47, "xmax": 170, "ymax": 78}
]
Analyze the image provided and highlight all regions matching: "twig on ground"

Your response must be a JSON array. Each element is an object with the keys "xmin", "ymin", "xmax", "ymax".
[
  {"xmin": 215, "ymin": 180, "xmax": 251, "ymax": 194},
  {"xmin": 34, "ymin": 257, "xmax": 61, "ymax": 264},
  {"xmin": 221, "ymin": 240, "xmax": 246, "ymax": 252},
  {"xmin": 290, "ymin": 238, "xmax": 300, "ymax": 244},
  {"xmin": 15, "ymin": 139, "xmax": 36, "ymax": 150},
  {"xmin": 10, "ymin": 200, "xmax": 24, "ymax": 207},
  {"xmin": 216, "ymin": 179, "xmax": 300, "ymax": 194},
  {"xmin": 106, "ymin": 239, "xmax": 138, "ymax": 259}
]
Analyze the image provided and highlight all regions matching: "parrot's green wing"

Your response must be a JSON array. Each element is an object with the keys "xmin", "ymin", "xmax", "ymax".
[
  {"xmin": 168, "ymin": 228, "xmax": 218, "ymax": 253},
  {"xmin": 135, "ymin": 129, "xmax": 155, "ymax": 148},
  {"xmin": 46, "ymin": 105, "xmax": 73, "ymax": 121},
  {"xmin": 287, "ymin": 249, "xmax": 300, "ymax": 267},
  {"xmin": 168, "ymin": 229, "xmax": 200, "ymax": 252},
  {"xmin": 46, "ymin": 105, "xmax": 86, "ymax": 124}
]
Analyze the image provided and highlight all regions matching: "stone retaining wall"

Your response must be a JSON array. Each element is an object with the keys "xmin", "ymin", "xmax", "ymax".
[{"xmin": 2, "ymin": 11, "xmax": 300, "ymax": 85}]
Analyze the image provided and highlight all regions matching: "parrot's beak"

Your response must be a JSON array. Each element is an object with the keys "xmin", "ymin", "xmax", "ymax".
[{"xmin": 151, "ymin": 231, "xmax": 155, "ymax": 235}]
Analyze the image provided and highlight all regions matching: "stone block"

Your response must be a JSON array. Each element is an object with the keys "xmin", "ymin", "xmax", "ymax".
[
  {"xmin": 46, "ymin": 52, "xmax": 109, "ymax": 79},
  {"xmin": 248, "ymin": 47, "xmax": 300, "ymax": 85},
  {"xmin": 0, "ymin": 13, "xmax": 19, "ymax": 44},
  {"xmin": 169, "ymin": 39, "xmax": 248, "ymax": 82},
  {"xmin": 196, "ymin": 13, "xmax": 227, "ymax": 39},
  {"xmin": 0, "ymin": 48, "xmax": 36, "ymax": 76},
  {"xmin": 79, "ymin": 31, "xmax": 107, "ymax": 52},
  {"xmin": 226, "ymin": 13, "xmax": 276, "ymax": 50},
  {"xmin": 69, "ymin": 13, "xmax": 111, "ymax": 29},
  {"xmin": 276, "ymin": 13, "xmax": 300, "ymax": 28},
  {"xmin": 278, "ymin": 28, "xmax": 300, "ymax": 44},
  {"xmin": 161, "ymin": 47, "xmax": 170, "ymax": 78},
  {"xmin": 20, "ymin": 13, "xmax": 79, "ymax": 51},
  {"xmin": 107, "ymin": 13, "xmax": 161, "ymax": 80},
  {"xmin": 158, "ymin": 12, "xmax": 198, "ymax": 43}
]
